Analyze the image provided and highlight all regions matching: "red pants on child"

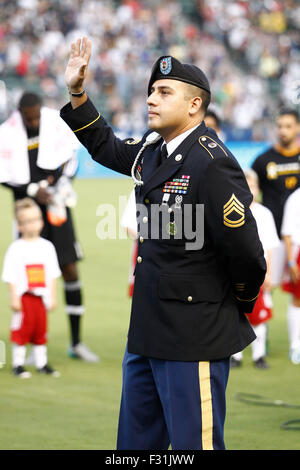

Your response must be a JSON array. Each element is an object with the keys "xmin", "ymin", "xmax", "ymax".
[
  {"xmin": 11, "ymin": 293, "xmax": 47, "ymax": 345},
  {"xmin": 282, "ymin": 249, "xmax": 300, "ymax": 299},
  {"xmin": 246, "ymin": 289, "xmax": 272, "ymax": 326}
]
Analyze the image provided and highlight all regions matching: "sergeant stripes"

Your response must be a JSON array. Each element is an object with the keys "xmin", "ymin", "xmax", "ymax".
[{"xmin": 223, "ymin": 193, "xmax": 245, "ymax": 228}]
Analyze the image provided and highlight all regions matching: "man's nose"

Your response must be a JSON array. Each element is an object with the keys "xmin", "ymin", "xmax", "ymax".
[{"xmin": 147, "ymin": 92, "xmax": 157, "ymax": 106}]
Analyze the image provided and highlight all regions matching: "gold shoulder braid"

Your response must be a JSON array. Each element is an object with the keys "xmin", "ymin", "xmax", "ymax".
[
  {"xmin": 125, "ymin": 138, "xmax": 142, "ymax": 145},
  {"xmin": 198, "ymin": 135, "xmax": 228, "ymax": 159}
]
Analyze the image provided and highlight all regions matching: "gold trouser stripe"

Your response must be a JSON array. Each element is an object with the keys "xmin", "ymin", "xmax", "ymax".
[
  {"xmin": 73, "ymin": 113, "xmax": 101, "ymax": 133},
  {"xmin": 198, "ymin": 361, "xmax": 213, "ymax": 450}
]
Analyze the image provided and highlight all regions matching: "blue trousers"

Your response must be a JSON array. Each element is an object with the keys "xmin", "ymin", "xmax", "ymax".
[{"xmin": 117, "ymin": 347, "xmax": 230, "ymax": 450}]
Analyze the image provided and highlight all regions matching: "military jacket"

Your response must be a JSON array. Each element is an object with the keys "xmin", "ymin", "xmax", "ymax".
[{"xmin": 61, "ymin": 98, "xmax": 266, "ymax": 361}]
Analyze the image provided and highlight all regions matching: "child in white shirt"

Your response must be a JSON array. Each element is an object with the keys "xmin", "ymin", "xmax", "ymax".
[
  {"xmin": 2, "ymin": 198, "xmax": 61, "ymax": 378},
  {"xmin": 231, "ymin": 169, "xmax": 280, "ymax": 369},
  {"xmin": 281, "ymin": 187, "xmax": 300, "ymax": 363},
  {"xmin": 120, "ymin": 189, "xmax": 138, "ymax": 297}
]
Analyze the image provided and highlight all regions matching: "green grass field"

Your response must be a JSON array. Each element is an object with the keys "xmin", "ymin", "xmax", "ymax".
[{"xmin": 1, "ymin": 178, "xmax": 300, "ymax": 450}]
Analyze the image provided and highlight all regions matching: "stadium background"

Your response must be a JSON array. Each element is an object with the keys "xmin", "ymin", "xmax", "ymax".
[{"xmin": 0, "ymin": 0, "xmax": 300, "ymax": 450}]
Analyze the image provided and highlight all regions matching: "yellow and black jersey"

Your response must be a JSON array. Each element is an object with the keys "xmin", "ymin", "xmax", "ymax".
[
  {"xmin": 5, "ymin": 128, "xmax": 64, "ymax": 201},
  {"xmin": 252, "ymin": 145, "xmax": 300, "ymax": 236}
]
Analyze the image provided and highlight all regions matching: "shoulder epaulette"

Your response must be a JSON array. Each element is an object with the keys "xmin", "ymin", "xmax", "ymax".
[
  {"xmin": 198, "ymin": 135, "xmax": 228, "ymax": 160},
  {"xmin": 125, "ymin": 137, "xmax": 142, "ymax": 145}
]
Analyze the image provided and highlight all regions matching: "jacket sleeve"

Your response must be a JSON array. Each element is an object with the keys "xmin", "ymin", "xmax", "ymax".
[
  {"xmin": 60, "ymin": 97, "xmax": 144, "ymax": 177},
  {"xmin": 203, "ymin": 155, "xmax": 266, "ymax": 313}
]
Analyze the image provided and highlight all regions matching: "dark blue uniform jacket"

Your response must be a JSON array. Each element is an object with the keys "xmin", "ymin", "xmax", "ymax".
[{"xmin": 61, "ymin": 98, "xmax": 266, "ymax": 361}]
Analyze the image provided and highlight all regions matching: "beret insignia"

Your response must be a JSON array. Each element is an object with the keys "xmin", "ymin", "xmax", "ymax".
[
  {"xmin": 148, "ymin": 55, "xmax": 210, "ymax": 95},
  {"xmin": 160, "ymin": 57, "xmax": 172, "ymax": 75}
]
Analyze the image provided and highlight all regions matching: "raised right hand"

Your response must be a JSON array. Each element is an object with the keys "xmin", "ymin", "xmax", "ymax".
[{"xmin": 65, "ymin": 37, "xmax": 92, "ymax": 93}]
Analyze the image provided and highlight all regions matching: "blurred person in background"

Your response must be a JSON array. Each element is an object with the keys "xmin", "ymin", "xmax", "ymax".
[
  {"xmin": 204, "ymin": 109, "xmax": 221, "ymax": 134},
  {"xmin": 252, "ymin": 108, "xmax": 300, "ymax": 287},
  {"xmin": 0, "ymin": 0, "xmax": 299, "ymax": 138},
  {"xmin": 204, "ymin": 108, "xmax": 228, "ymax": 141},
  {"xmin": 120, "ymin": 189, "xmax": 138, "ymax": 298},
  {"xmin": 231, "ymin": 169, "xmax": 280, "ymax": 369},
  {"xmin": 0, "ymin": 91, "xmax": 99, "ymax": 363},
  {"xmin": 2, "ymin": 198, "xmax": 61, "ymax": 378},
  {"xmin": 281, "ymin": 185, "xmax": 300, "ymax": 364}
]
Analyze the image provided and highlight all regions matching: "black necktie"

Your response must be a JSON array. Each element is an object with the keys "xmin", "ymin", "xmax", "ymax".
[{"xmin": 159, "ymin": 144, "xmax": 168, "ymax": 165}]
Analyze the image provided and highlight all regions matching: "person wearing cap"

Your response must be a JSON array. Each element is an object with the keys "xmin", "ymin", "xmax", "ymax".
[{"xmin": 60, "ymin": 37, "xmax": 266, "ymax": 450}]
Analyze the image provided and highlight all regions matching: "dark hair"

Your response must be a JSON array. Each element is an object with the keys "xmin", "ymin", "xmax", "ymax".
[
  {"xmin": 205, "ymin": 109, "xmax": 221, "ymax": 127},
  {"xmin": 184, "ymin": 84, "xmax": 211, "ymax": 113},
  {"xmin": 18, "ymin": 92, "xmax": 42, "ymax": 110},
  {"xmin": 278, "ymin": 108, "xmax": 299, "ymax": 122},
  {"xmin": 199, "ymin": 89, "xmax": 211, "ymax": 113}
]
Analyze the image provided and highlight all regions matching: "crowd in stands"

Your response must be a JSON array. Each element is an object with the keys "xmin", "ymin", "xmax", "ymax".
[{"xmin": 0, "ymin": 0, "xmax": 299, "ymax": 140}]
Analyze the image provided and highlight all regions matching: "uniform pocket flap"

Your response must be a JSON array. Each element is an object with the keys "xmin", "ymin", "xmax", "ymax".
[{"xmin": 158, "ymin": 274, "xmax": 223, "ymax": 303}]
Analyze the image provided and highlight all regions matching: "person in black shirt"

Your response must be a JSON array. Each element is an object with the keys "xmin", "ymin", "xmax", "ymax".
[
  {"xmin": 252, "ymin": 108, "xmax": 300, "ymax": 286},
  {"xmin": 1, "ymin": 92, "xmax": 99, "ymax": 363},
  {"xmin": 252, "ymin": 109, "xmax": 300, "ymax": 237}
]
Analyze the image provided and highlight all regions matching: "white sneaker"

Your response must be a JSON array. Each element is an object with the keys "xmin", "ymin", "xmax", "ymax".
[
  {"xmin": 290, "ymin": 347, "xmax": 300, "ymax": 364},
  {"xmin": 37, "ymin": 364, "xmax": 60, "ymax": 377},
  {"xmin": 68, "ymin": 343, "xmax": 99, "ymax": 362},
  {"xmin": 13, "ymin": 366, "xmax": 32, "ymax": 378}
]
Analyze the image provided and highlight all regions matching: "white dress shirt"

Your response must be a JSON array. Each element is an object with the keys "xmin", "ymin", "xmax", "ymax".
[{"xmin": 163, "ymin": 123, "xmax": 201, "ymax": 157}]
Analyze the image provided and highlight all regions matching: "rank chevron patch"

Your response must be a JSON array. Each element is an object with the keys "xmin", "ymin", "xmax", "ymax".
[{"xmin": 223, "ymin": 193, "xmax": 245, "ymax": 228}]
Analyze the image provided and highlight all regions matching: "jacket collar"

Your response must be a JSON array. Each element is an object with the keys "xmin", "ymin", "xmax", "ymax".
[
  {"xmin": 165, "ymin": 123, "xmax": 201, "ymax": 156},
  {"xmin": 142, "ymin": 120, "xmax": 207, "ymax": 197}
]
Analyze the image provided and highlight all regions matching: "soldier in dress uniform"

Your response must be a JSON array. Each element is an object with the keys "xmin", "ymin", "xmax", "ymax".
[{"xmin": 60, "ymin": 37, "xmax": 266, "ymax": 450}]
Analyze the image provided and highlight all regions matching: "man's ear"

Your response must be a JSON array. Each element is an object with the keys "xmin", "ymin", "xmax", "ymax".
[{"xmin": 189, "ymin": 96, "xmax": 202, "ymax": 116}]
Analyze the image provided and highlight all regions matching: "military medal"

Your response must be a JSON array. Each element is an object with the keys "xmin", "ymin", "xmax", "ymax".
[
  {"xmin": 163, "ymin": 175, "xmax": 190, "ymax": 194},
  {"xmin": 166, "ymin": 221, "xmax": 177, "ymax": 236},
  {"xmin": 174, "ymin": 194, "xmax": 183, "ymax": 210},
  {"xmin": 162, "ymin": 193, "xmax": 170, "ymax": 205}
]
